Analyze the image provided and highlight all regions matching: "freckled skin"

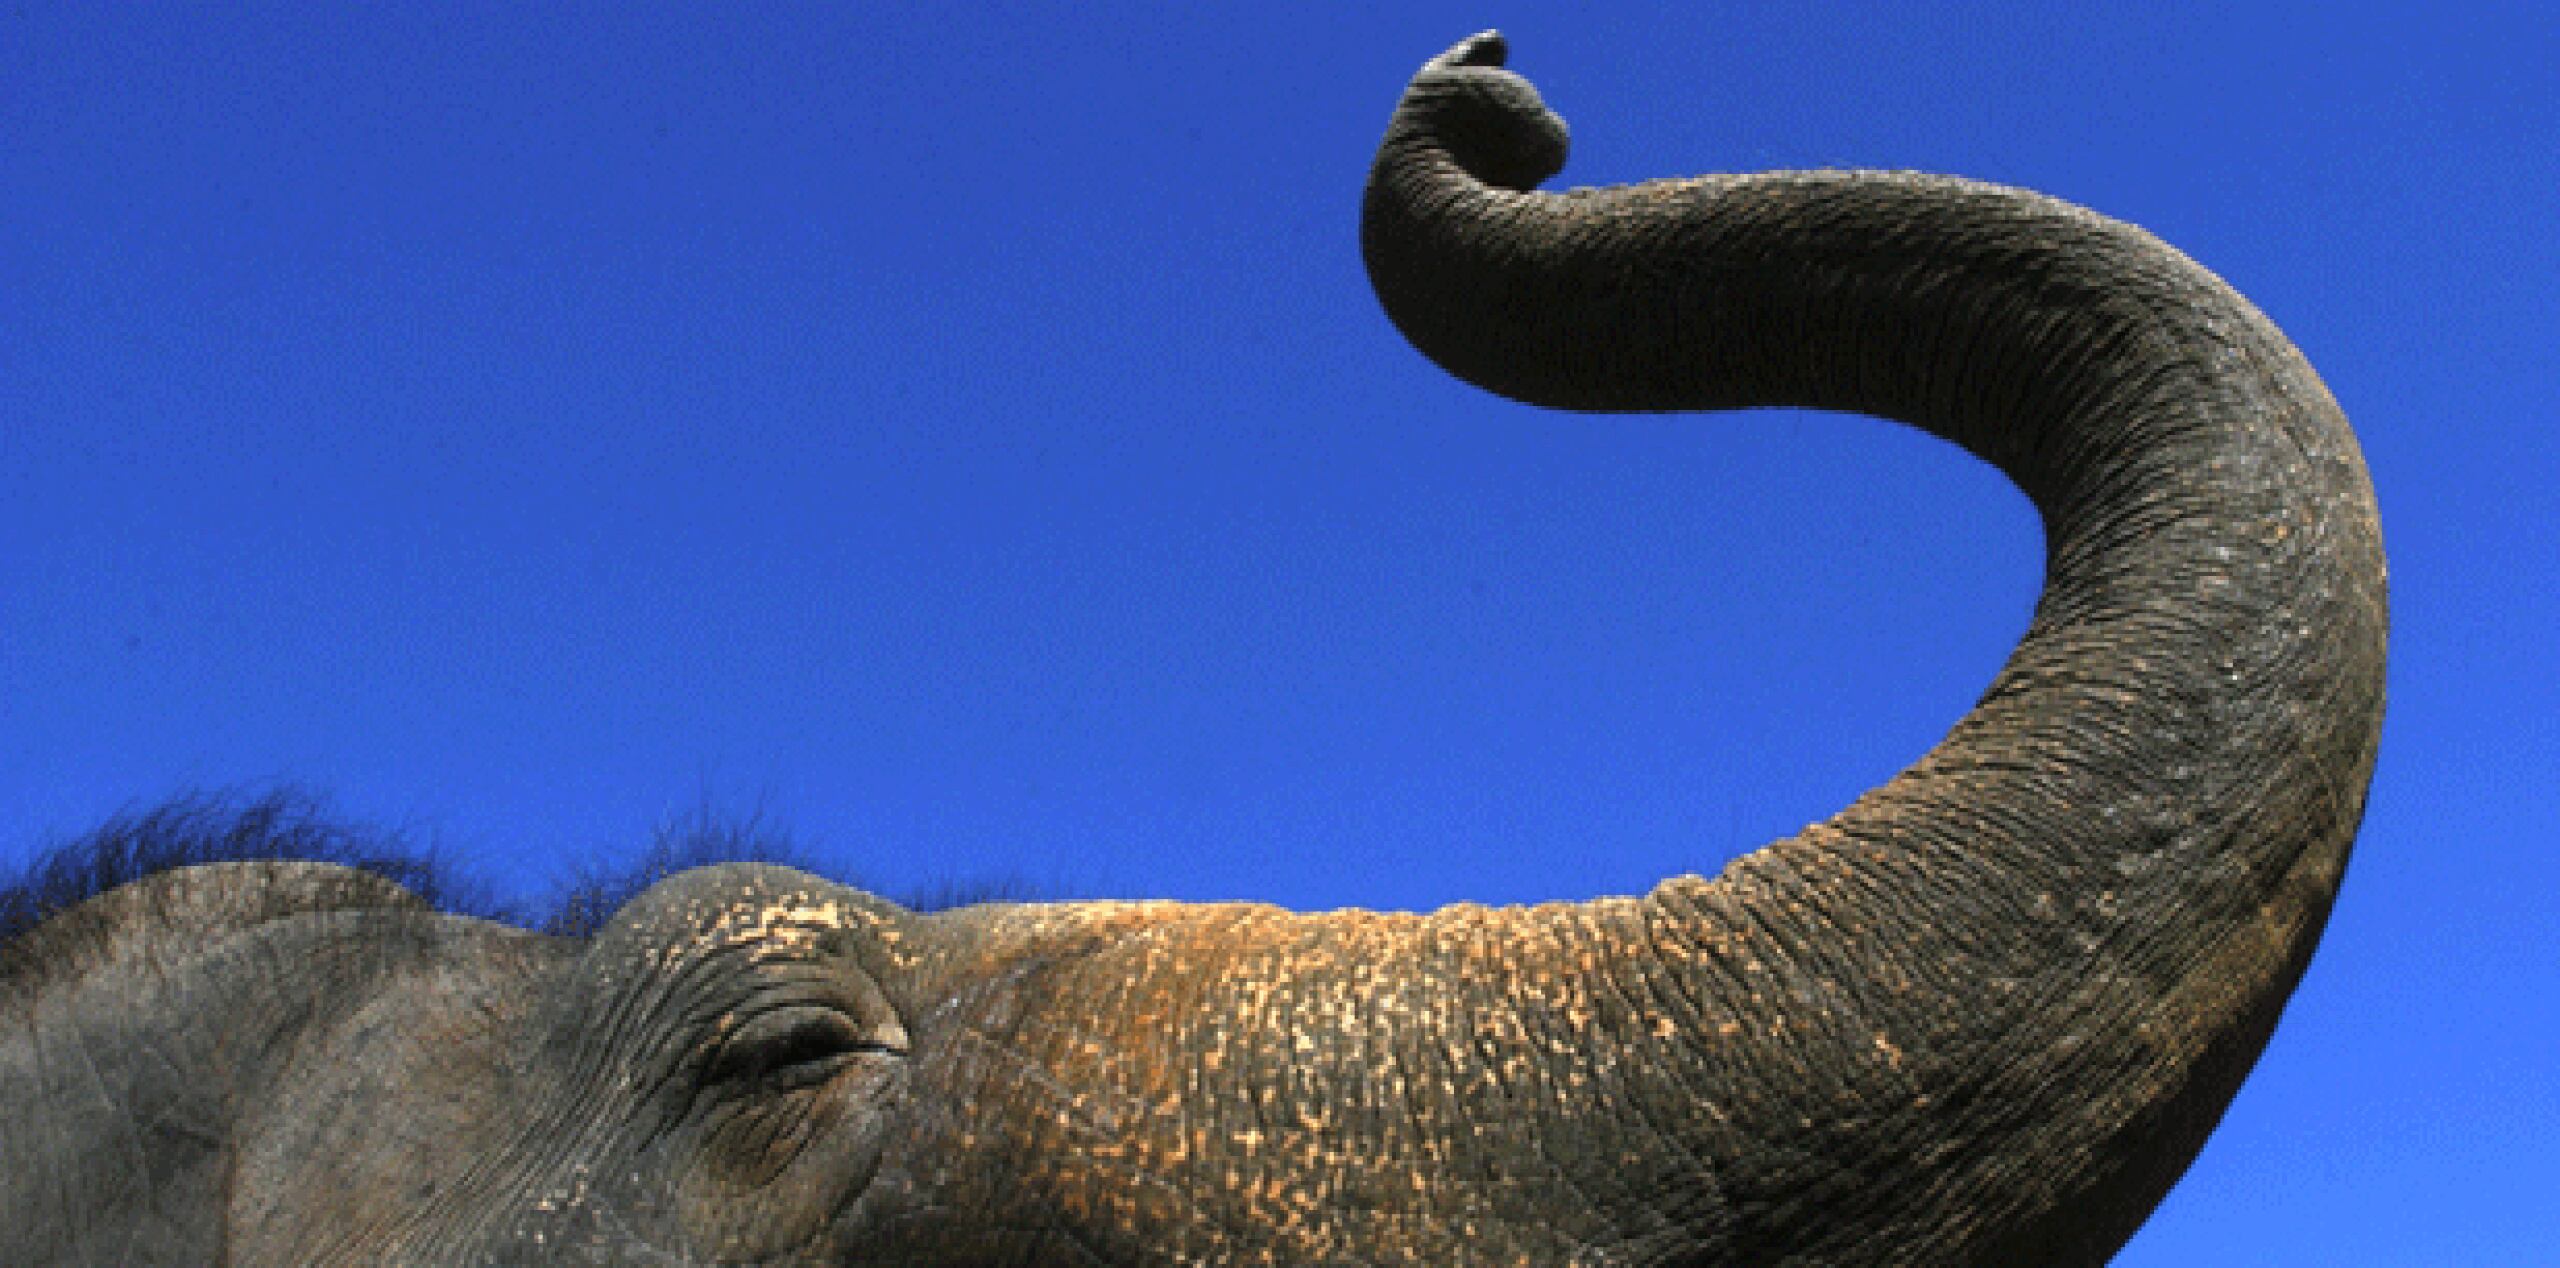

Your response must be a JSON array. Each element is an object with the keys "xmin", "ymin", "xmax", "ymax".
[{"xmin": 1, "ymin": 31, "xmax": 2380, "ymax": 1265}]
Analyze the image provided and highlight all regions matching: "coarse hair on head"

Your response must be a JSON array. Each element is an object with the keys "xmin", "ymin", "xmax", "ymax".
[{"xmin": 1, "ymin": 790, "xmax": 1037, "ymax": 968}]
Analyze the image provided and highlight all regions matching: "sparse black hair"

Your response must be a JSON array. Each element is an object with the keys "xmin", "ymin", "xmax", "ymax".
[{"xmin": 0, "ymin": 791, "xmax": 1037, "ymax": 956}]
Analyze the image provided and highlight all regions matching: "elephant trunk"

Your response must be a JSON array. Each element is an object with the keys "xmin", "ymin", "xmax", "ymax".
[
  {"xmin": 1357, "ymin": 33, "xmax": 2385, "ymax": 1262},
  {"xmin": 877, "ymin": 34, "xmax": 2384, "ymax": 1262}
]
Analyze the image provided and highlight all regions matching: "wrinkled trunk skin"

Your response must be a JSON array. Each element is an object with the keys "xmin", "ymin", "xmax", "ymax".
[{"xmin": 864, "ymin": 33, "xmax": 2384, "ymax": 1263}]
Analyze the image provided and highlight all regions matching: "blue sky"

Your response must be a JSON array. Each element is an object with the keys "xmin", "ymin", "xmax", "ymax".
[{"xmin": 5, "ymin": 5, "xmax": 2551, "ymax": 1260}]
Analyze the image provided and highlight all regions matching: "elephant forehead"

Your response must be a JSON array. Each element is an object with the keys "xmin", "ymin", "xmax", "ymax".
[
  {"xmin": 608, "ymin": 864, "xmax": 910, "ymax": 971},
  {"xmin": 719, "ymin": 896, "xmax": 860, "ymax": 950},
  {"xmin": 671, "ymin": 894, "xmax": 904, "ymax": 966}
]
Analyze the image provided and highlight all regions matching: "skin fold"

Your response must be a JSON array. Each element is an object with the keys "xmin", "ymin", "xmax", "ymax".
[{"xmin": 0, "ymin": 32, "xmax": 2382, "ymax": 1266}]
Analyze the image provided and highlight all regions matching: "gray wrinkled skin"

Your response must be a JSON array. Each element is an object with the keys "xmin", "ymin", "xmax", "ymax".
[{"xmin": 2, "ymin": 33, "xmax": 2381, "ymax": 1265}]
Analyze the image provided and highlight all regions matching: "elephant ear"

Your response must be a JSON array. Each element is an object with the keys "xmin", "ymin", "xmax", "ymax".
[
  {"xmin": 2, "ymin": 860, "xmax": 428, "ymax": 1010},
  {"xmin": 1, "ymin": 798, "xmax": 462, "ymax": 1013},
  {"xmin": 0, "ymin": 846, "xmax": 462, "ymax": 1268}
]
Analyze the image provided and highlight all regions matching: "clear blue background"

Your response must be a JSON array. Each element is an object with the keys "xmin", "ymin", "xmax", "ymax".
[{"xmin": 5, "ymin": 5, "xmax": 2551, "ymax": 1260}]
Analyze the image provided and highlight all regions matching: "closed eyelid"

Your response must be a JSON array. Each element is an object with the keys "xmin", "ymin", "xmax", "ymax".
[{"xmin": 724, "ymin": 961, "xmax": 908, "ymax": 1053}]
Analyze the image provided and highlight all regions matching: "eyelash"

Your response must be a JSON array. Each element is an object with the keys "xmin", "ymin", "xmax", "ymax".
[{"xmin": 709, "ymin": 1009, "xmax": 866, "ymax": 1090}]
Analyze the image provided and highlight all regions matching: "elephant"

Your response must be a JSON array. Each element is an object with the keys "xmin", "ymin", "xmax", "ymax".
[{"xmin": 0, "ymin": 31, "xmax": 2383, "ymax": 1265}]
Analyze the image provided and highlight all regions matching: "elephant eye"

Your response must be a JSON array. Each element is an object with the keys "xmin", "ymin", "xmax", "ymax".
[{"xmin": 708, "ymin": 1007, "xmax": 875, "ymax": 1091}]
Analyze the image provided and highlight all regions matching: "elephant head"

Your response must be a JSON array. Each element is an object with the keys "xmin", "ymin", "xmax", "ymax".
[{"xmin": 1, "ymin": 32, "xmax": 2382, "ymax": 1265}]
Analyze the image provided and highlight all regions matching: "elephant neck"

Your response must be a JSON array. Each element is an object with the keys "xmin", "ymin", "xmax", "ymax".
[{"xmin": 1363, "ymin": 139, "xmax": 2386, "ymax": 1258}]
